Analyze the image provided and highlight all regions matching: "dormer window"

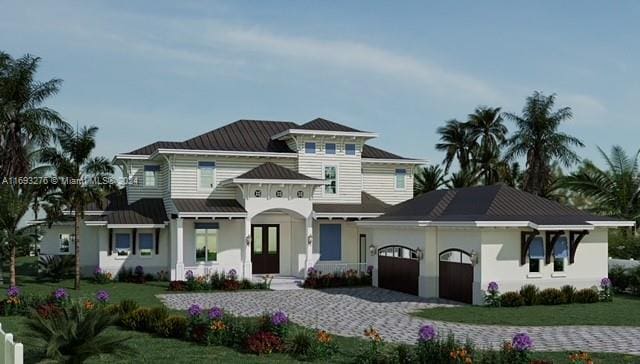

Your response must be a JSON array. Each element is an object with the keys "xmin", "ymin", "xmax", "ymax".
[
  {"xmin": 325, "ymin": 143, "xmax": 336, "ymax": 155},
  {"xmin": 345, "ymin": 143, "xmax": 356, "ymax": 156},
  {"xmin": 144, "ymin": 165, "xmax": 160, "ymax": 187},
  {"xmin": 305, "ymin": 142, "xmax": 316, "ymax": 154}
]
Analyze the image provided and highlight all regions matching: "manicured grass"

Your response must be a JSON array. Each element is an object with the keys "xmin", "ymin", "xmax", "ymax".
[{"xmin": 414, "ymin": 294, "xmax": 640, "ymax": 326}]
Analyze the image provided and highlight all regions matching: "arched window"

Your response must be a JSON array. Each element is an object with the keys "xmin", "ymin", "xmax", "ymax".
[
  {"xmin": 439, "ymin": 249, "xmax": 472, "ymax": 264},
  {"xmin": 378, "ymin": 245, "xmax": 418, "ymax": 260}
]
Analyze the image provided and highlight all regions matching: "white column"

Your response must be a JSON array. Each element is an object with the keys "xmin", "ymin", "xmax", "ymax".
[
  {"xmin": 243, "ymin": 217, "xmax": 252, "ymax": 280},
  {"xmin": 175, "ymin": 217, "xmax": 184, "ymax": 280},
  {"xmin": 305, "ymin": 215, "xmax": 314, "ymax": 275}
]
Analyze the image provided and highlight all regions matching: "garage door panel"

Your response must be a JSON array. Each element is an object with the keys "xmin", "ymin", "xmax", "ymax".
[
  {"xmin": 438, "ymin": 250, "xmax": 473, "ymax": 304},
  {"xmin": 378, "ymin": 245, "xmax": 419, "ymax": 296}
]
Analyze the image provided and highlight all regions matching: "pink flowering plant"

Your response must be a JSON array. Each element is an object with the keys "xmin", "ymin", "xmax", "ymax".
[
  {"xmin": 484, "ymin": 281, "xmax": 501, "ymax": 307},
  {"xmin": 599, "ymin": 277, "xmax": 613, "ymax": 302}
]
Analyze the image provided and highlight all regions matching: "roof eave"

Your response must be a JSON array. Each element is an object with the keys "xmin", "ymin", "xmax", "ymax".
[
  {"xmin": 271, "ymin": 129, "xmax": 378, "ymax": 140},
  {"xmin": 152, "ymin": 148, "xmax": 297, "ymax": 159},
  {"xmin": 228, "ymin": 178, "xmax": 325, "ymax": 185},
  {"xmin": 362, "ymin": 158, "xmax": 427, "ymax": 164}
]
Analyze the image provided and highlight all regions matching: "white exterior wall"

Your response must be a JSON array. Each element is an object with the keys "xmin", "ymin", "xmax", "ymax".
[
  {"xmin": 97, "ymin": 227, "xmax": 171, "ymax": 275},
  {"xmin": 180, "ymin": 219, "xmax": 244, "ymax": 277},
  {"xmin": 311, "ymin": 220, "xmax": 360, "ymax": 269},
  {"xmin": 39, "ymin": 223, "xmax": 99, "ymax": 275},
  {"xmin": 480, "ymin": 228, "xmax": 608, "ymax": 295},
  {"xmin": 362, "ymin": 162, "xmax": 415, "ymax": 205}
]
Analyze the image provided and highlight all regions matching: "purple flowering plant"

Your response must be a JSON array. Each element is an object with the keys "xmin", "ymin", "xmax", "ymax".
[
  {"xmin": 185, "ymin": 270, "xmax": 194, "ymax": 280},
  {"xmin": 209, "ymin": 306, "xmax": 224, "ymax": 320},
  {"xmin": 187, "ymin": 304, "xmax": 202, "ymax": 318},
  {"xmin": 307, "ymin": 267, "xmax": 317, "ymax": 276},
  {"xmin": 599, "ymin": 277, "xmax": 613, "ymax": 302},
  {"xmin": 367, "ymin": 265, "xmax": 374, "ymax": 275},
  {"xmin": 96, "ymin": 290, "xmax": 110, "ymax": 303},
  {"xmin": 271, "ymin": 310, "xmax": 288, "ymax": 326},
  {"xmin": 94, "ymin": 267, "xmax": 102, "ymax": 275},
  {"xmin": 268, "ymin": 310, "xmax": 289, "ymax": 337},
  {"xmin": 512, "ymin": 332, "xmax": 533, "ymax": 352},
  {"xmin": 134, "ymin": 265, "xmax": 144, "ymax": 276},
  {"xmin": 53, "ymin": 288, "xmax": 68, "ymax": 301},
  {"xmin": 228, "ymin": 269, "xmax": 237, "ymax": 280},
  {"xmin": 484, "ymin": 281, "xmax": 501, "ymax": 307},
  {"xmin": 418, "ymin": 324, "xmax": 437, "ymax": 342},
  {"xmin": 7, "ymin": 286, "xmax": 20, "ymax": 298}
]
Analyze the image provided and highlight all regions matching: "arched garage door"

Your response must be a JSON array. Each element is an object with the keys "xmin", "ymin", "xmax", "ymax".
[
  {"xmin": 378, "ymin": 245, "xmax": 419, "ymax": 295},
  {"xmin": 439, "ymin": 249, "xmax": 473, "ymax": 304}
]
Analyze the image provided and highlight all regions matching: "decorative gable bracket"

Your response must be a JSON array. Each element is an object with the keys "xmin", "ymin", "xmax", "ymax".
[
  {"xmin": 544, "ymin": 230, "xmax": 565, "ymax": 265},
  {"xmin": 569, "ymin": 230, "xmax": 590, "ymax": 264},
  {"xmin": 520, "ymin": 230, "xmax": 539, "ymax": 265}
]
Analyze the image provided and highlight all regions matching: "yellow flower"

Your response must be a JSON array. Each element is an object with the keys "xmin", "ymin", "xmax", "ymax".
[
  {"xmin": 363, "ymin": 327, "xmax": 382, "ymax": 343},
  {"xmin": 317, "ymin": 330, "xmax": 332, "ymax": 344},
  {"xmin": 210, "ymin": 320, "xmax": 226, "ymax": 331},
  {"xmin": 84, "ymin": 300, "xmax": 95, "ymax": 310},
  {"xmin": 465, "ymin": 357, "xmax": 473, "ymax": 364},
  {"xmin": 7, "ymin": 297, "xmax": 20, "ymax": 305}
]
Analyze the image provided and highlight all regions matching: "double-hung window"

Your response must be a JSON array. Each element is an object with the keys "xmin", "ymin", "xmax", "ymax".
[
  {"xmin": 553, "ymin": 236, "xmax": 569, "ymax": 272},
  {"xmin": 345, "ymin": 143, "xmax": 356, "ymax": 156},
  {"xmin": 324, "ymin": 165, "xmax": 337, "ymax": 195},
  {"xmin": 195, "ymin": 223, "xmax": 218, "ymax": 263},
  {"xmin": 325, "ymin": 143, "xmax": 336, "ymax": 155},
  {"xmin": 395, "ymin": 168, "xmax": 407, "ymax": 190},
  {"xmin": 198, "ymin": 161, "xmax": 216, "ymax": 190},
  {"xmin": 115, "ymin": 233, "xmax": 131, "ymax": 257},
  {"xmin": 139, "ymin": 233, "xmax": 154, "ymax": 257},
  {"xmin": 528, "ymin": 237, "xmax": 544, "ymax": 273},
  {"xmin": 143, "ymin": 165, "xmax": 160, "ymax": 187},
  {"xmin": 59, "ymin": 234, "xmax": 74, "ymax": 253},
  {"xmin": 305, "ymin": 142, "xmax": 316, "ymax": 154}
]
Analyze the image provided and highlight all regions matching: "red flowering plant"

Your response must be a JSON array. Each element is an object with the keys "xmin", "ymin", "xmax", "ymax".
[{"xmin": 246, "ymin": 331, "xmax": 284, "ymax": 355}]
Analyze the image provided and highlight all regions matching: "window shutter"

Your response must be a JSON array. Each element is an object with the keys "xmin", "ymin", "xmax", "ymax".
[
  {"xmin": 319, "ymin": 224, "xmax": 342, "ymax": 261},
  {"xmin": 108, "ymin": 229, "xmax": 113, "ymax": 256},
  {"xmin": 155, "ymin": 228, "xmax": 160, "ymax": 254},
  {"xmin": 132, "ymin": 229, "xmax": 137, "ymax": 255}
]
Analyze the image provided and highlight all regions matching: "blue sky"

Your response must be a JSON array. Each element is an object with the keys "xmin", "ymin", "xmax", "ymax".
[{"xmin": 1, "ymin": 1, "xmax": 639, "ymax": 168}]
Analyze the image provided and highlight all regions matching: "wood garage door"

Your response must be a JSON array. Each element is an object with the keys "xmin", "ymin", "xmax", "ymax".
[
  {"xmin": 378, "ymin": 245, "xmax": 419, "ymax": 295},
  {"xmin": 439, "ymin": 249, "xmax": 473, "ymax": 304}
]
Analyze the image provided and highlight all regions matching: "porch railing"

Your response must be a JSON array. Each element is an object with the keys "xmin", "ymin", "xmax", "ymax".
[
  {"xmin": 313, "ymin": 262, "xmax": 367, "ymax": 274},
  {"xmin": 0, "ymin": 323, "xmax": 23, "ymax": 364}
]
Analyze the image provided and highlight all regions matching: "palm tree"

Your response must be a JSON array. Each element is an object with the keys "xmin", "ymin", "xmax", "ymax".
[
  {"xmin": 41, "ymin": 125, "xmax": 114, "ymax": 289},
  {"xmin": 435, "ymin": 119, "xmax": 477, "ymax": 173},
  {"xmin": 0, "ymin": 52, "xmax": 65, "ymax": 178},
  {"xmin": 504, "ymin": 91, "xmax": 584, "ymax": 196},
  {"xmin": 0, "ymin": 185, "xmax": 35, "ymax": 286},
  {"xmin": 561, "ymin": 146, "xmax": 640, "ymax": 224},
  {"xmin": 446, "ymin": 168, "xmax": 480, "ymax": 189},
  {"xmin": 467, "ymin": 106, "xmax": 508, "ymax": 185},
  {"xmin": 26, "ymin": 301, "xmax": 133, "ymax": 363},
  {"xmin": 414, "ymin": 165, "xmax": 446, "ymax": 196},
  {"xmin": 496, "ymin": 161, "xmax": 523, "ymax": 188}
]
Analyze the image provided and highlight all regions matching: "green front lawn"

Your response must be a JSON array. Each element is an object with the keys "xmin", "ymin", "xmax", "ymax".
[{"xmin": 415, "ymin": 294, "xmax": 640, "ymax": 326}]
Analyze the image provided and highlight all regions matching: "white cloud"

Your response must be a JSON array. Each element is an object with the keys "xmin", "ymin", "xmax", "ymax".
[{"xmin": 562, "ymin": 93, "xmax": 607, "ymax": 125}]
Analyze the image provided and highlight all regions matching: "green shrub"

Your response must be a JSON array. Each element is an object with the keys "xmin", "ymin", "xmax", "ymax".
[
  {"xmin": 518, "ymin": 284, "xmax": 539, "ymax": 306},
  {"xmin": 286, "ymin": 329, "xmax": 314, "ymax": 359},
  {"xmin": 415, "ymin": 333, "xmax": 465, "ymax": 363},
  {"xmin": 500, "ymin": 291, "xmax": 524, "ymax": 307},
  {"xmin": 629, "ymin": 266, "xmax": 640, "ymax": 295},
  {"xmin": 158, "ymin": 316, "xmax": 188, "ymax": 339},
  {"xmin": 609, "ymin": 266, "xmax": 631, "ymax": 293},
  {"xmin": 148, "ymin": 306, "xmax": 169, "ymax": 333},
  {"xmin": 37, "ymin": 255, "xmax": 75, "ymax": 282},
  {"xmin": 537, "ymin": 288, "xmax": 566, "ymax": 305},
  {"xmin": 224, "ymin": 315, "xmax": 259, "ymax": 350},
  {"xmin": 122, "ymin": 307, "xmax": 153, "ymax": 331},
  {"xmin": 117, "ymin": 299, "xmax": 139, "ymax": 316},
  {"xmin": 573, "ymin": 288, "xmax": 599, "ymax": 303},
  {"xmin": 560, "ymin": 285, "xmax": 577, "ymax": 303}
]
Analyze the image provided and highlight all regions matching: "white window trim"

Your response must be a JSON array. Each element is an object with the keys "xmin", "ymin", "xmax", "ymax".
[
  {"xmin": 114, "ymin": 232, "xmax": 132, "ymax": 259},
  {"xmin": 322, "ymin": 163, "xmax": 339, "ymax": 197},
  {"xmin": 195, "ymin": 228, "xmax": 218, "ymax": 263},
  {"xmin": 197, "ymin": 161, "xmax": 216, "ymax": 191},
  {"xmin": 59, "ymin": 233, "xmax": 74, "ymax": 254},
  {"xmin": 305, "ymin": 142, "xmax": 316, "ymax": 154},
  {"xmin": 325, "ymin": 142, "xmax": 337, "ymax": 155},
  {"xmin": 394, "ymin": 168, "xmax": 407, "ymax": 191},
  {"xmin": 143, "ymin": 165, "xmax": 159, "ymax": 188},
  {"xmin": 345, "ymin": 143, "xmax": 357, "ymax": 156},
  {"xmin": 138, "ymin": 231, "xmax": 154, "ymax": 258}
]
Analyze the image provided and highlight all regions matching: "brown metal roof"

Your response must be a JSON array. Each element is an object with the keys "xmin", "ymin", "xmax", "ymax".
[
  {"xmin": 84, "ymin": 190, "xmax": 168, "ymax": 225},
  {"xmin": 313, "ymin": 192, "xmax": 389, "ymax": 214},
  {"xmin": 172, "ymin": 199, "xmax": 246, "ymax": 213},
  {"xmin": 376, "ymin": 184, "xmax": 620, "ymax": 225},
  {"xmin": 125, "ymin": 119, "xmax": 411, "ymax": 160},
  {"xmin": 236, "ymin": 162, "xmax": 319, "ymax": 181}
]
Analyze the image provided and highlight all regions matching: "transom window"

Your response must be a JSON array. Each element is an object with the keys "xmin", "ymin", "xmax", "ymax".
[
  {"xmin": 324, "ymin": 165, "xmax": 337, "ymax": 195},
  {"xmin": 144, "ymin": 165, "xmax": 160, "ymax": 187},
  {"xmin": 195, "ymin": 224, "xmax": 218, "ymax": 262},
  {"xmin": 439, "ymin": 249, "xmax": 472, "ymax": 264},
  {"xmin": 395, "ymin": 168, "xmax": 407, "ymax": 190},
  {"xmin": 59, "ymin": 234, "xmax": 74, "ymax": 253},
  {"xmin": 325, "ymin": 143, "xmax": 336, "ymax": 155},
  {"xmin": 305, "ymin": 142, "xmax": 316, "ymax": 154},
  {"xmin": 198, "ymin": 161, "xmax": 216, "ymax": 190},
  {"xmin": 345, "ymin": 143, "xmax": 356, "ymax": 156},
  {"xmin": 139, "ymin": 233, "xmax": 154, "ymax": 257},
  {"xmin": 379, "ymin": 245, "xmax": 418, "ymax": 260},
  {"xmin": 115, "ymin": 233, "xmax": 131, "ymax": 257}
]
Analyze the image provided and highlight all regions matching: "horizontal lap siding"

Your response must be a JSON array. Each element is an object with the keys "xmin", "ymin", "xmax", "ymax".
[
  {"xmin": 170, "ymin": 156, "xmax": 297, "ymax": 199},
  {"xmin": 362, "ymin": 163, "xmax": 414, "ymax": 205},
  {"xmin": 127, "ymin": 161, "xmax": 164, "ymax": 204}
]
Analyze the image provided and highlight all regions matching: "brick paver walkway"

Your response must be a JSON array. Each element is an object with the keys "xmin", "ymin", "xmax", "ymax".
[{"xmin": 158, "ymin": 287, "xmax": 640, "ymax": 355}]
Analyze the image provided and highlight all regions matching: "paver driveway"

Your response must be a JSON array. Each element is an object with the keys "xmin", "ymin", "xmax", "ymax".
[{"xmin": 158, "ymin": 287, "xmax": 640, "ymax": 354}]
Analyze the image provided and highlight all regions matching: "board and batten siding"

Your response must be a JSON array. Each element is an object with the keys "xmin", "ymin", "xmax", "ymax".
[
  {"xmin": 125, "ymin": 160, "xmax": 166, "ymax": 204},
  {"xmin": 295, "ymin": 138, "xmax": 362, "ymax": 204},
  {"xmin": 362, "ymin": 162, "xmax": 414, "ymax": 205},
  {"xmin": 170, "ymin": 156, "xmax": 297, "ymax": 199}
]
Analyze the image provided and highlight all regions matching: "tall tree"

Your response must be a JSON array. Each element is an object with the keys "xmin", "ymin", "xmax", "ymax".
[
  {"xmin": 446, "ymin": 168, "xmax": 480, "ymax": 189},
  {"xmin": 0, "ymin": 185, "xmax": 35, "ymax": 286},
  {"xmin": 504, "ymin": 91, "xmax": 584, "ymax": 195},
  {"xmin": 414, "ymin": 165, "xmax": 446, "ymax": 196},
  {"xmin": 467, "ymin": 106, "xmax": 508, "ymax": 185},
  {"xmin": 41, "ymin": 125, "xmax": 113, "ymax": 289},
  {"xmin": 561, "ymin": 146, "xmax": 640, "ymax": 224},
  {"xmin": 0, "ymin": 52, "xmax": 65, "ymax": 178},
  {"xmin": 435, "ymin": 119, "xmax": 477, "ymax": 173}
]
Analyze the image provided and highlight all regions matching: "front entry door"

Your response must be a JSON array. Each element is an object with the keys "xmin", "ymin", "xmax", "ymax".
[{"xmin": 252, "ymin": 224, "xmax": 280, "ymax": 274}]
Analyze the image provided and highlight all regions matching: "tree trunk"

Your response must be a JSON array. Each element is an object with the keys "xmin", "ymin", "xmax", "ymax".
[
  {"xmin": 10, "ymin": 242, "xmax": 16, "ymax": 287},
  {"xmin": 74, "ymin": 211, "xmax": 81, "ymax": 289}
]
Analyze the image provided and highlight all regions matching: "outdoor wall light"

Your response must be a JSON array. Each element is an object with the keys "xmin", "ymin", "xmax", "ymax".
[
  {"xmin": 307, "ymin": 235, "xmax": 313, "ymax": 245},
  {"xmin": 470, "ymin": 249, "xmax": 479, "ymax": 265},
  {"xmin": 245, "ymin": 235, "xmax": 252, "ymax": 246},
  {"xmin": 369, "ymin": 244, "xmax": 376, "ymax": 256},
  {"xmin": 415, "ymin": 247, "xmax": 424, "ymax": 260}
]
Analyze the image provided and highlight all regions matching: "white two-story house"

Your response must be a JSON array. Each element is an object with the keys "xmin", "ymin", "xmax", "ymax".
[{"xmin": 40, "ymin": 118, "xmax": 424, "ymax": 281}]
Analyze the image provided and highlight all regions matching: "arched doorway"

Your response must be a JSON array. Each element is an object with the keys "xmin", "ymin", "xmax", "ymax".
[
  {"xmin": 439, "ymin": 249, "xmax": 473, "ymax": 304},
  {"xmin": 377, "ymin": 245, "xmax": 419, "ymax": 295}
]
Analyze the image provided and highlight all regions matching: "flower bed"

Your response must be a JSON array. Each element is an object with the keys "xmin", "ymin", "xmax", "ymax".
[
  {"xmin": 167, "ymin": 269, "xmax": 267, "ymax": 292},
  {"xmin": 483, "ymin": 280, "xmax": 610, "ymax": 308},
  {"xmin": 302, "ymin": 267, "xmax": 372, "ymax": 289}
]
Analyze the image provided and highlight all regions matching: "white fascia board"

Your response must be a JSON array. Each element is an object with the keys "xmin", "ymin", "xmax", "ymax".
[
  {"xmin": 113, "ymin": 154, "xmax": 150, "ymax": 161},
  {"xmin": 533, "ymin": 224, "xmax": 595, "ymax": 231},
  {"xmin": 362, "ymin": 158, "xmax": 427, "ymax": 165},
  {"xmin": 107, "ymin": 224, "xmax": 167, "ymax": 229},
  {"xmin": 355, "ymin": 220, "xmax": 428, "ymax": 227},
  {"xmin": 232, "ymin": 178, "xmax": 325, "ymax": 185},
  {"xmin": 85, "ymin": 221, "xmax": 108, "ymax": 226},
  {"xmin": 271, "ymin": 129, "xmax": 378, "ymax": 140},
  {"xmin": 152, "ymin": 149, "xmax": 297, "ymax": 159},
  {"xmin": 177, "ymin": 212, "xmax": 247, "ymax": 218},
  {"xmin": 586, "ymin": 220, "xmax": 636, "ymax": 227},
  {"xmin": 314, "ymin": 213, "xmax": 383, "ymax": 219}
]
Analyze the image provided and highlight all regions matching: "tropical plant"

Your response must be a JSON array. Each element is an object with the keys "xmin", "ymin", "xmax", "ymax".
[
  {"xmin": 25, "ymin": 301, "xmax": 133, "ymax": 364},
  {"xmin": 0, "ymin": 185, "xmax": 36, "ymax": 286},
  {"xmin": 467, "ymin": 106, "xmax": 508, "ymax": 185},
  {"xmin": 38, "ymin": 254, "xmax": 75, "ymax": 281},
  {"xmin": 414, "ymin": 165, "xmax": 446, "ymax": 196},
  {"xmin": 504, "ymin": 91, "xmax": 584, "ymax": 196},
  {"xmin": 435, "ymin": 119, "xmax": 477, "ymax": 173},
  {"xmin": 41, "ymin": 125, "xmax": 114, "ymax": 289},
  {"xmin": 497, "ymin": 161, "xmax": 523, "ymax": 188},
  {"xmin": 446, "ymin": 168, "xmax": 480, "ymax": 189}
]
